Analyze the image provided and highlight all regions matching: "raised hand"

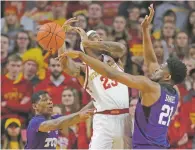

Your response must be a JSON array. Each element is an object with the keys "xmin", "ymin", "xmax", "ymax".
[
  {"xmin": 62, "ymin": 17, "xmax": 78, "ymax": 32},
  {"xmin": 141, "ymin": 4, "xmax": 154, "ymax": 29},
  {"xmin": 57, "ymin": 51, "xmax": 81, "ymax": 62},
  {"xmin": 71, "ymin": 27, "xmax": 88, "ymax": 41}
]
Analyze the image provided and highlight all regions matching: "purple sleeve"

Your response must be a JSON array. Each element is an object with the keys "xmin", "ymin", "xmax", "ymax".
[
  {"xmin": 29, "ymin": 117, "xmax": 46, "ymax": 132},
  {"xmin": 51, "ymin": 114, "xmax": 62, "ymax": 119}
]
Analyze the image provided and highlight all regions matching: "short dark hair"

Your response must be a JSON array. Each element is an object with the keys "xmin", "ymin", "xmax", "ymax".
[
  {"xmin": 31, "ymin": 91, "xmax": 48, "ymax": 104},
  {"xmin": 167, "ymin": 57, "xmax": 187, "ymax": 84}
]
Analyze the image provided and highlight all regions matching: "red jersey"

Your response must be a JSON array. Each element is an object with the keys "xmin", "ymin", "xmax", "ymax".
[
  {"xmin": 1, "ymin": 74, "xmax": 33, "ymax": 121},
  {"xmin": 34, "ymin": 73, "xmax": 85, "ymax": 104}
]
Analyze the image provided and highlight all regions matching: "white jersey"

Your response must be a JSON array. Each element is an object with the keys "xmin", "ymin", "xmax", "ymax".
[{"xmin": 83, "ymin": 55, "xmax": 129, "ymax": 112}]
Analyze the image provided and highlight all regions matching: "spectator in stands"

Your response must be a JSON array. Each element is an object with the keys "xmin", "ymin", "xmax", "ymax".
[
  {"xmin": 95, "ymin": 26, "xmax": 108, "ymax": 41},
  {"xmin": 34, "ymin": 55, "xmax": 81, "ymax": 104},
  {"xmin": 189, "ymin": 44, "xmax": 195, "ymax": 60},
  {"xmin": 161, "ymin": 22, "xmax": 176, "ymax": 60},
  {"xmin": 73, "ymin": 10, "xmax": 88, "ymax": 31},
  {"xmin": 2, "ymin": 118, "xmax": 24, "ymax": 149},
  {"xmin": 87, "ymin": 2, "xmax": 105, "ymax": 30},
  {"xmin": 109, "ymin": 16, "xmax": 129, "ymax": 42},
  {"xmin": 168, "ymin": 102, "xmax": 192, "ymax": 149},
  {"xmin": 1, "ymin": 54, "xmax": 33, "ymax": 125},
  {"xmin": 12, "ymin": 30, "xmax": 33, "ymax": 56},
  {"xmin": 186, "ymin": 10, "xmax": 195, "ymax": 41},
  {"xmin": 61, "ymin": 88, "xmax": 81, "ymax": 115},
  {"xmin": 153, "ymin": 10, "xmax": 177, "ymax": 40},
  {"xmin": 1, "ymin": 34, "xmax": 9, "ymax": 74},
  {"xmin": 172, "ymin": 32, "xmax": 189, "ymax": 60},
  {"xmin": 153, "ymin": 2, "xmax": 188, "ymax": 32},
  {"xmin": 52, "ymin": 105, "xmax": 77, "ymax": 149},
  {"xmin": 51, "ymin": 1, "xmax": 67, "ymax": 26},
  {"xmin": 127, "ymin": 4, "xmax": 140, "ymax": 33},
  {"xmin": 22, "ymin": 48, "xmax": 45, "ymax": 86},
  {"xmin": 66, "ymin": 30, "xmax": 78, "ymax": 50},
  {"xmin": 24, "ymin": 1, "xmax": 52, "ymax": 25},
  {"xmin": 1, "ymin": 6, "xmax": 22, "ymax": 51},
  {"xmin": 153, "ymin": 39, "xmax": 164, "ymax": 64}
]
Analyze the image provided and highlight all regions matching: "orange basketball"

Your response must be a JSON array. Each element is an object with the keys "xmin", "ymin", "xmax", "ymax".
[{"xmin": 37, "ymin": 22, "xmax": 65, "ymax": 51}]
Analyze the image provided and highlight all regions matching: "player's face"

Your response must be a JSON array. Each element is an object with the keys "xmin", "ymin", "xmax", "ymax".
[
  {"xmin": 88, "ymin": 33, "xmax": 102, "ymax": 42},
  {"xmin": 150, "ymin": 63, "xmax": 170, "ymax": 82},
  {"xmin": 49, "ymin": 58, "xmax": 63, "ymax": 79},
  {"xmin": 35, "ymin": 94, "xmax": 53, "ymax": 116},
  {"xmin": 61, "ymin": 90, "xmax": 74, "ymax": 106}
]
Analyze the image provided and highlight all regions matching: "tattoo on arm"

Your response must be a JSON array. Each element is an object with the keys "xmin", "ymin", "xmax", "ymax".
[{"xmin": 82, "ymin": 41, "xmax": 126, "ymax": 59}]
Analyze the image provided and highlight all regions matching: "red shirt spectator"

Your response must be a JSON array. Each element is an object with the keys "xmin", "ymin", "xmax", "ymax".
[
  {"xmin": 34, "ymin": 56, "xmax": 87, "ymax": 104},
  {"xmin": 1, "ymin": 55, "xmax": 33, "ymax": 123}
]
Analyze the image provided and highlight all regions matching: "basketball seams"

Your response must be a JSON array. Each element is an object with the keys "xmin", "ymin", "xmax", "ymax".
[
  {"xmin": 37, "ymin": 32, "xmax": 51, "ymax": 43},
  {"xmin": 55, "ymin": 35, "xmax": 58, "ymax": 51},
  {"xmin": 37, "ymin": 23, "xmax": 52, "ymax": 44},
  {"xmin": 37, "ymin": 22, "xmax": 65, "ymax": 51},
  {"xmin": 47, "ymin": 23, "xmax": 58, "ymax": 50},
  {"xmin": 37, "ymin": 30, "xmax": 64, "ymax": 40}
]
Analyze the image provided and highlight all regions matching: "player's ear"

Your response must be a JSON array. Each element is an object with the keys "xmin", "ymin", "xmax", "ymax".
[{"xmin": 164, "ymin": 74, "xmax": 171, "ymax": 81}]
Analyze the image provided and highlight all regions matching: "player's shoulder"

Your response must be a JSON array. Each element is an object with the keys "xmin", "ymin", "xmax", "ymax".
[{"xmin": 29, "ymin": 115, "xmax": 45, "ymax": 126}]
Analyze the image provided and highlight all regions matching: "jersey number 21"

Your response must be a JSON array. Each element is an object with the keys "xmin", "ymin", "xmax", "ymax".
[{"xmin": 158, "ymin": 104, "xmax": 174, "ymax": 126}]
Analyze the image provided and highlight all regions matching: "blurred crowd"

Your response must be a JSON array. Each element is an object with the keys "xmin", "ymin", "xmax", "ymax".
[{"xmin": 1, "ymin": 1, "xmax": 195, "ymax": 149}]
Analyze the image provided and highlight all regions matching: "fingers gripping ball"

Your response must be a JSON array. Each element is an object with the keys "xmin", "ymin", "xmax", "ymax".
[{"xmin": 37, "ymin": 22, "xmax": 65, "ymax": 51}]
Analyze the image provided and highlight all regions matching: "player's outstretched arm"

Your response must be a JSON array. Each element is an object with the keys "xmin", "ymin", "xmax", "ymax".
[
  {"xmin": 58, "ymin": 44, "xmax": 86, "ymax": 86},
  {"xmin": 142, "ymin": 4, "xmax": 160, "ymax": 73},
  {"xmin": 39, "ymin": 109, "xmax": 93, "ymax": 132},
  {"xmin": 82, "ymin": 40, "xmax": 127, "ymax": 59},
  {"xmin": 80, "ymin": 101, "xmax": 94, "ymax": 112},
  {"xmin": 71, "ymin": 27, "xmax": 127, "ymax": 59},
  {"xmin": 61, "ymin": 51, "xmax": 159, "ymax": 93}
]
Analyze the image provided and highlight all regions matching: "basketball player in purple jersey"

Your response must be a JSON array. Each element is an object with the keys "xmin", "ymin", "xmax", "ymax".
[
  {"xmin": 58, "ymin": 4, "xmax": 187, "ymax": 149},
  {"xmin": 25, "ymin": 91, "xmax": 93, "ymax": 149}
]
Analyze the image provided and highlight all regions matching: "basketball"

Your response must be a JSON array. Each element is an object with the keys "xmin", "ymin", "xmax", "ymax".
[{"xmin": 37, "ymin": 22, "xmax": 65, "ymax": 51}]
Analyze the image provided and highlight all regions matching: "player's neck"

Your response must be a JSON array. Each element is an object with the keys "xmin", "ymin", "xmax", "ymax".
[{"xmin": 36, "ymin": 112, "xmax": 51, "ymax": 119}]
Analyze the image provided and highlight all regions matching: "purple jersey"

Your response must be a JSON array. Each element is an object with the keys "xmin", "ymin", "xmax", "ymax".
[
  {"xmin": 25, "ymin": 115, "xmax": 61, "ymax": 149},
  {"xmin": 132, "ymin": 84, "xmax": 179, "ymax": 149}
]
